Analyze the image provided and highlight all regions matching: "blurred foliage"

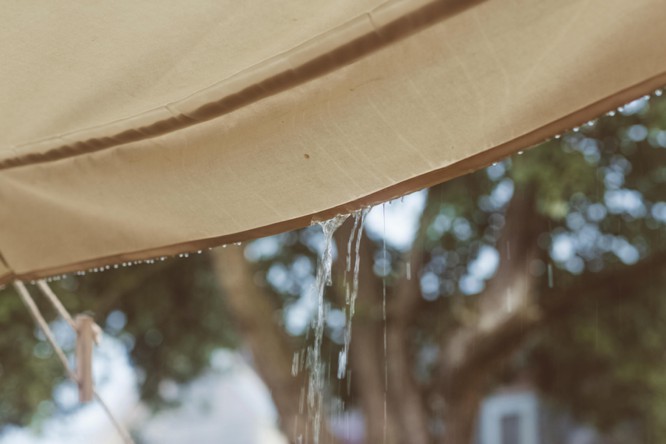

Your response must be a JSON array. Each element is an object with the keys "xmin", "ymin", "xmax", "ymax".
[{"xmin": 0, "ymin": 253, "xmax": 236, "ymax": 429}]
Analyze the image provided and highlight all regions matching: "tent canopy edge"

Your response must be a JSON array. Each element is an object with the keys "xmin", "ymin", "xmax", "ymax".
[{"xmin": 5, "ymin": 70, "xmax": 665, "ymax": 283}]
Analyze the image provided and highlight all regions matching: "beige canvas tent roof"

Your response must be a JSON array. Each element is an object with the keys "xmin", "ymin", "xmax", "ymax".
[{"xmin": 1, "ymin": 0, "xmax": 666, "ymax": 284}]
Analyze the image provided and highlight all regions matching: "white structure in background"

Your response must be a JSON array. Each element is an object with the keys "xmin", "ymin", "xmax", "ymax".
[
  {"xmin": 477, "ymin": 390, "xmax": 604, "ymax": 444},
  {"xmin": 0, "ymin": 336, "xmax": 139, "ymax": 444},
  {"xmin": 479, "ymin": 391, "xmax": 539, "ymax": 444},
  {"xmin": 138, "ymin": 350, "xmax": 287, "ymax": 444},
  {"xmin": 0, "ymin": 347, "xmax": 287, "ymax": 444}
]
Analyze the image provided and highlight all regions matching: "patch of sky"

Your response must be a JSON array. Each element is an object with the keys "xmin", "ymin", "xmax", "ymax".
[
  {"xmin": 610, "ymin": 155, "xmax": 632, "ymax": 173},
  {"xmin": 265, "ymin": 256, "xmax": 314, "ymax": 297},
  {"xmin": 619, "ymin": 96, "xmax": 649, "ymax": 116},
  {"xmin": 419, "ymin": 272, "xmax": 439, "ymax": 301},
  {"xmin": 266, "ymin": 263, "xmax": 290, "ymax": 290},
  {"xmin": 564, "ymin": 256, "xmax": 585, "ymax": 275},
  {"xmin": 468, "ymin": 245, "xmax": 499, "ymax": 280},
  {"xmin": 365, "ymin": 190, "xmax": 427, "ymax": 251},
  {"xmin": 611, "ymin": 237, "xmax": 640, "ymax": 265},
  {"xmin": 648, "ymin": 130, "xmax": 666, "ymax": 148},
  {"xmin": 476, "ymin": 179, "xmax": 514, "ymax": 212},
  {"xmin": 626, "ymin": 124, "xmax": 649, "ymax": 142},
  {"xmin": 570, "ymin": 137, "xmax": 601, "ymax": 164},
  {"xmin": 277, "ymin": 257, "xmax": 318, "ymax": 335},
  {"xmin": 457, "ymin": 245, "xmax": 499, "ymax": 296},
  {"xmin": 427, "ymin": 213, "xmax": 452, "ymax": 239},
  {"xmin": 566, "ymin": 212, "xmax": 586, "ymax": 231},
  {"xmin": 106, "ymin": 310, "xmax": 127, "ymax": 335},
  {"xmin": 652, "ymin": 202, "xmax": 666, "ymax": 222},
  {"xmin": 325, "ymin": 308, "xmax": 346, "ymax": 344},
  {"xmin": 604, "ymin": 189, "xmax": 646, "ymax": 218},
  {"xmin": 459, "ymin": 274, "xmax": 485, "ymax": 295},
  {"xmin": 452, "ymin": 217, "xmax": 472, "ymax": 241},
  {"xmin": 292, "ymin": 255, "xmax": 313, "ymax": 280},
  {"xmin": 603, "ymin": 169, "xmax": 624, "ymax": 190},
  {"xmin": 300, "ymin": 225, "xmax": 338, "ymax": 258},
  {"xmin": 551, "ymin": 233, "xmax": 576, "ymax": 263},
  {"xmin": 486, "ymin": 161, "xmax": 506, "ymax": 181},
  {"xmin": 428, "ymin": 253, "xmax": 447, "ymax": 275},
  {"xmin": 244, "ymin": 235, "xmax": 284, "ymax": 261},
  {"xmin": 489, "ymin": 178, "xmax": 514, "ymax": 209},
  {"xmin": 50, "ymin": 319, "xmax": 76, "ymax": 350},
  {"xmin": 586, "ymin": 203, "xmax": 607, "ymax": 222},
  {"xmin": 325, "ymin": 308, "xmax": 346, "ymax": 331},
  {"xmin": 283, "ymin": 273, "xmax": 317, "ymax": 336},
  {"xmin": 574, "ymin": 224, "xmax": 603, "ymax": 260},
  {"xmin": 373, "ymin": 249, "xmax": 392, "ymax": 278}
]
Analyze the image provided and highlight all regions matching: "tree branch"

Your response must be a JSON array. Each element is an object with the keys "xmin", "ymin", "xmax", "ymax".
[{"xmin": 436, "ymin": 186, "xmax": 546, "ymax": 444}]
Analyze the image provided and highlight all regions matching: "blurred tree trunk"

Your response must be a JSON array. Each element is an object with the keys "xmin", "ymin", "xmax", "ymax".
[
  {"xmin": 437, "ymin": 187, "xmax": 546, "ymax": 444},
  {"xmin": 211, "ymin": 246, "xmax": 340, "ymax": 444}
]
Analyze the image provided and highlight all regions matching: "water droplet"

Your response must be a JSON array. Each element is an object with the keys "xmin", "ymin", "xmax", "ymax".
[
  {"xmin": 339, "ymin": 210, "xmax": 367, "ymax": 381},
  {"xmin": 337, "ymin": 350, "xmax": 347, "ymax": 379},
  {"xmin": 292, "ymin": 351, "xmax": 300, "ymax": 376}
]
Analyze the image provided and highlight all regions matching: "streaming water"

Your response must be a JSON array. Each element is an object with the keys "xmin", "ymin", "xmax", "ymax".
[
  {"xmin": 307, "ymin": 214, "xmax": 348, "ymax": 444},
  {"xmin": 338, "ymin": 209, "xmax": 367, "ymax": 379}
]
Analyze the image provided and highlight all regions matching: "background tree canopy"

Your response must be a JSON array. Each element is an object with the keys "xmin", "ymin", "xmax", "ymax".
[{"xmin": 2, "ymin": 91, "xmax": 666, "ymax": 443}]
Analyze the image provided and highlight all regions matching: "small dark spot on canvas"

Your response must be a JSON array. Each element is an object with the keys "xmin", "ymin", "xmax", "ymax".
[{"xmin": 304, "ymin": 153, "xmax": 310, "ymax": 159}]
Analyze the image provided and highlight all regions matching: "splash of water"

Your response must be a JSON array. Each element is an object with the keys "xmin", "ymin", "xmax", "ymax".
[
  {"xmin": 307, "ymin": 214, "xmax": 348, "ymax": 444},
  {"xmin": 338, "ymin": 209, "xmax": 367, "ymax": 379}
]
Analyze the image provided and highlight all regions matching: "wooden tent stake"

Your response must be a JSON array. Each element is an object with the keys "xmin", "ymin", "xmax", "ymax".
[{"xmin": 75, "ymin": 314, "xmax": 95, "ymax": 403}]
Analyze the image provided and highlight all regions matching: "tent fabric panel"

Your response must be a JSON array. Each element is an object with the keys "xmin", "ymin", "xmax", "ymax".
[
  {"xmin": 1, "ymin": 0, "xmax": 665, "ymax": 280},
  {"xmin": 0, "ymin": 0, "xmax": 382, "ymax": 150},
  {"xmin": 0, "ymin": 0, "xmax": 479, "ymax": 170}
]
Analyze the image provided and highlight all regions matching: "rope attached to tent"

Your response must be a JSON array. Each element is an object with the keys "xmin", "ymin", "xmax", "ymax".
[
  {"xmin": 13, "ymin": 280, "xmax": 135, "ymax": 444},
  {"xmin": 35, "ymin": 281, "xmax": 99, "ymax": 401},
  {"xmin": 36, "ymin": 280, "xmax": 76, "ymax": 329}
]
